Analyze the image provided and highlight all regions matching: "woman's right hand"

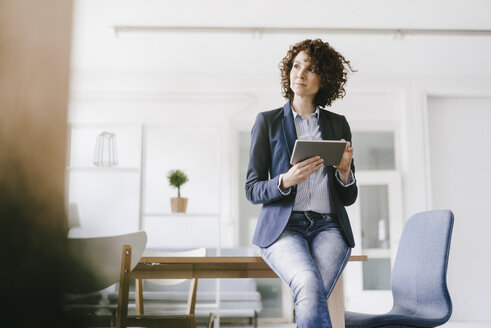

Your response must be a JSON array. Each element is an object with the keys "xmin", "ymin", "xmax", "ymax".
[{"xmin": 280, "ymin": 156, "xmax": 324, "ymax": 190}]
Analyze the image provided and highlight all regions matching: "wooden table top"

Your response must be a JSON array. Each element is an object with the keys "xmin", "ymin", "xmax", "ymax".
[
  {"xmin": 138, "ymin": 255, "xmax": 367, "ymax": 264},
  {"xmin": 130, "ymin": 255, "xmax": 367, "ymax": 279}
]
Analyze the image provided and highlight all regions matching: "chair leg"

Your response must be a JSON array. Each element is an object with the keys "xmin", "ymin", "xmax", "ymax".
[
  {"xmin": 186, "ymin": 278, "xmax": 198, "ymax": 315},
  {"xmin": 207, "ymin": 312, "xmax": 215, "ymax": 328},
  {"xmin": 136, "ymin": 278, "xmax": 144, "ymax": 315},
  {"xmin": 116, "ymin": 245, "xmax": 132, "ymax": 328}
]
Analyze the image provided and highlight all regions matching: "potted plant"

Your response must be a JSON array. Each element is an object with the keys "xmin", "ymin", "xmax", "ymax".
[{"xmin": 167, "ymin": 169, "xmax": 188, "ymax": 213}]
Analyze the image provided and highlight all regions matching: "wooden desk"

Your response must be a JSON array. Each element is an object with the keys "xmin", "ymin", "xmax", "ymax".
[{"xmin": 116, "ymin": 248, "xmax": 367, "ymax": 328}]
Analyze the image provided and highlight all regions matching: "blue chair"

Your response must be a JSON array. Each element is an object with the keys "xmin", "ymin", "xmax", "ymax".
[{"xmin": 345, "ymin": 209, "xmax": 454, "ymax": 328}]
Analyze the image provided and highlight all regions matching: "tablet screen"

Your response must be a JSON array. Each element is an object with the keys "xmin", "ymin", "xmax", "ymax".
[{"xmin": 290, "ymin": 140, "xmax": 347, "ymax": 166}]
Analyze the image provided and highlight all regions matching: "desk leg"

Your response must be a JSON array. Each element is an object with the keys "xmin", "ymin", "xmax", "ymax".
[
  {"xmin": 327, "ymin": 274, "xmax": 345, "ymax": 328},
  {"xmin": 116, "ymin": 245, "xmax": 132, "ymax": 328},
  {"xmin": 136, "ymin": 278, "xmax": 144, "ymax": 315}
]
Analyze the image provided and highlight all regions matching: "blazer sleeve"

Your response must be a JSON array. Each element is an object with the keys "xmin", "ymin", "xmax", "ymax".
[
  {"xmin": 334, "ymin": 115, "xmax": 358, "ymax": 206},
  {"xmin": 245, "ymin": 113, "xmax": 287, "ymax": 205}
]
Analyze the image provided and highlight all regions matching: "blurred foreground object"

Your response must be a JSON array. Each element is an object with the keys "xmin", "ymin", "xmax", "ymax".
[{"xmin": 0, "ymin": 0, "xmax": 74, "ymax": 326}]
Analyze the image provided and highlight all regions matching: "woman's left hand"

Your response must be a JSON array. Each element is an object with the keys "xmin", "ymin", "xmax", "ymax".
[{"xmin": 333, "ymin": 139, "xmax": 353, "ymax": 184}]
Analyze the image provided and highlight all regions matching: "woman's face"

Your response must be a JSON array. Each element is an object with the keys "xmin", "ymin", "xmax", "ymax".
[{"xmin": 289, "ymin": 51, "xmax": 320, "ymax": 99}]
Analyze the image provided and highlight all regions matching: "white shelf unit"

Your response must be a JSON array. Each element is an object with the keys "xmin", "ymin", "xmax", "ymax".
[
  {"xmin": 66, "ymin": 123, "xmax": 223, "ymax": 251},
  {"xmin": 139, "ymin": 124, "xmax": 222, "ymax": 250}
]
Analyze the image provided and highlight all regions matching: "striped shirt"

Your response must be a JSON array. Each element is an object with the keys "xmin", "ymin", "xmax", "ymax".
[{"xmin": 278, "ymin": 106, "xmax": 355, "ymax": 214}]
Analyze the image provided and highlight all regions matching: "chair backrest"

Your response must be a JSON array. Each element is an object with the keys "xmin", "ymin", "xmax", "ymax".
[
  {"xmin": 66, "ymin": 231, "xmax": 147, "ymax": 293},
  {"xmin": 143, "ymin": 248, "xmax": 206, "ymax": 286},
  {"xmin": 391, "ymin": 209, "xmax": 454, "ymax": 321}
]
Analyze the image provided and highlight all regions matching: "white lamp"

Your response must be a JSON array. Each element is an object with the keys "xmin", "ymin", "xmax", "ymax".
[{"xmin": 93, "ymin": 131, "xmax": 118, "ymax": 167}]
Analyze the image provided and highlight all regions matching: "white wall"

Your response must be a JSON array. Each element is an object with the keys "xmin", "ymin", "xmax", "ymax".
[
  {"xmin": 427, "ymin": 97, "xmax": 491, "ymax": 321},
  {"xmin": 69, "ymin": 0, "xmax": 491, "ymax": 322}
]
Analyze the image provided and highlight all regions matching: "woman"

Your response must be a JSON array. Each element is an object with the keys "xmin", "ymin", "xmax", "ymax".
[{"xmin": 245, "ymin": 39, "xmax": 357, "ymax": 327}]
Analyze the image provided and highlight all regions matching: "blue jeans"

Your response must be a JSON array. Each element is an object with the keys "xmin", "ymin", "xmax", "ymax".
[{"xmin": 259, "ymin": 211, "xmax": 351, "ymax": 328}]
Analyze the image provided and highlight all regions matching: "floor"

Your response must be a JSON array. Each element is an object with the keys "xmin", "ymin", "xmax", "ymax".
[{"xmin": 215, "ymin": 321, "xmax": 491, "ymax": 328}]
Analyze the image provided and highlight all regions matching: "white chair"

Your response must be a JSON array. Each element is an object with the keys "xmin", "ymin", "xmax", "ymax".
[{"xmin": 64, "ymin": 231, "xmax": 147, "ymax": 326}]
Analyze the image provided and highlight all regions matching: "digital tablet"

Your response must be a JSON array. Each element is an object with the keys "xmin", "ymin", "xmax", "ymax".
[{"xmin": 290, "ymin": 140, "xmax": 347, "ymax": 166}]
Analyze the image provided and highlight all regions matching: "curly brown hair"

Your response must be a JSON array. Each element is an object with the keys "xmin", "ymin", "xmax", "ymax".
[{"xmin": 280, "ymin": 39, "xmax": 356, "ymax": 107}]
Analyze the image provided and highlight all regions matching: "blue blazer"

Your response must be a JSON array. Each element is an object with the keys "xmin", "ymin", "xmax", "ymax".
[{"xmin": 245, "ymin": 101, "xmax": 357, "ymax": 248}]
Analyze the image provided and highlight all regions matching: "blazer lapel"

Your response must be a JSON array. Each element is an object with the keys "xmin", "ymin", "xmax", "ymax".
[
  {"xmin": 319, "ymin": 109, "xmax": 337, "ymax": 176},
  {"xmin": 281, "ymin": 100, "xmax": 297, "ymax": 161},
  {"xmin": 319, "ymin": 108, "xmax": 335, "ymax": 140}
]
